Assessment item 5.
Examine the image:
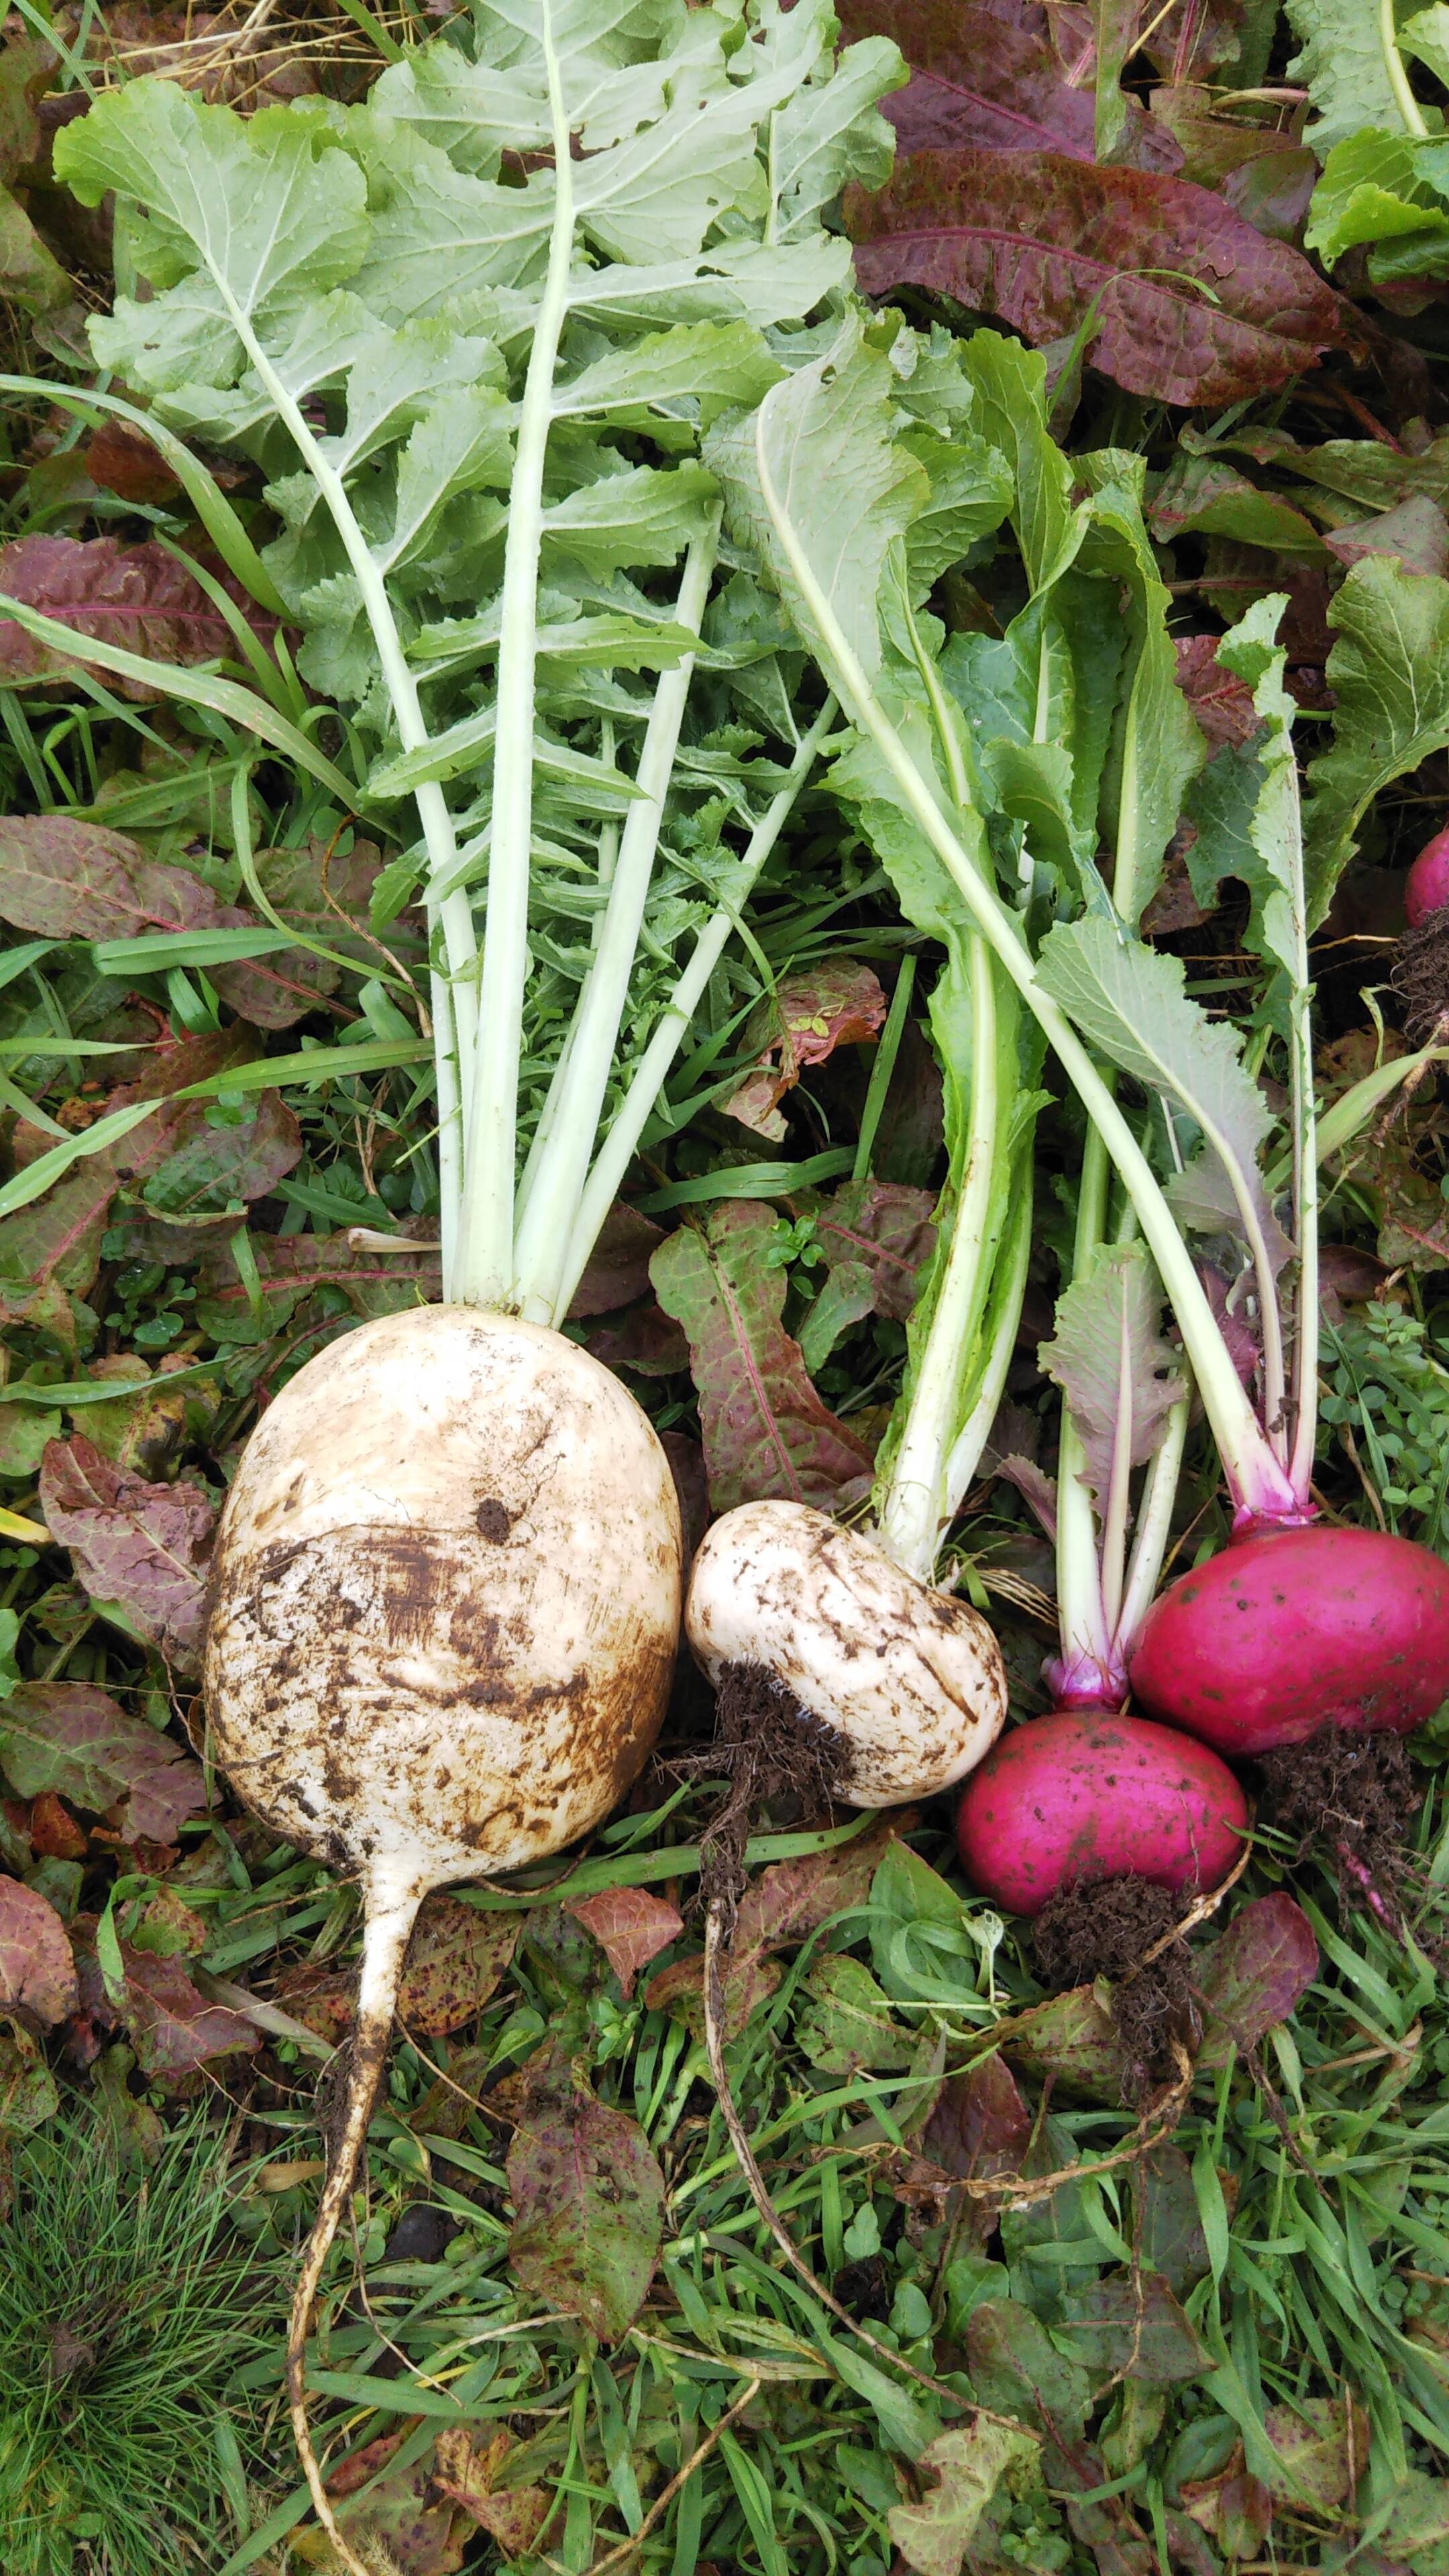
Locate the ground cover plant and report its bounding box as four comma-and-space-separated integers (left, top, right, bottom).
6, 2, 1449, 2573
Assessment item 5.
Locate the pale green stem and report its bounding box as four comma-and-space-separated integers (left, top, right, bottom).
750, 400, 1298, 1519
1114, 1395, 1188, 1663
551, 701, 838, 1324
876, 592, 1007, 1579
455, 3, 574, 1309
941, 1172, 1032, 1513
431, 965, 463, 1295
205, 280, 478, 1138
1098, 1301, 1136, 1635
1383, 0, 1430, 133
1054, 1123, 1113, 1688
875, 932, 1002, 1582
1286, 769, 1321, 1505
511, 518, 720, 1322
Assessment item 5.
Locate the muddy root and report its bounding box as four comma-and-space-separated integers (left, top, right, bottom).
1391, 914, 1449, 1046
1258, 1723, 1417, 1929
1032, 1875, 1197, 2104
670, 1661, 851, 1934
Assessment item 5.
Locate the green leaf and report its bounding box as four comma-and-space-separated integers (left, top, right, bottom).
1210, 595, 1306, 987
955, 333, 1079, 595
1285, 0, 1427, 150
1404, 4, 1449, 85
1036, 916, 1287, 1267
1303, 555, 1449, 926
1305, 127, 1449, 270
58, 84, 370, 391
553, 320, 784, 423
704, 311, 928, 688
1040, 1242, 1186, 1507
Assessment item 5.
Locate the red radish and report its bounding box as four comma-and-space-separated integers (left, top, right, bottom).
957, 1710, 1248, 1917
1405, 824, 1449, 927
1128, 1523, 1449, 1758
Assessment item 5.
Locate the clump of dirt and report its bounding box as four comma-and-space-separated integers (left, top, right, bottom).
669, 1661, 851, 1933
1392, 912, 1449, 1044
1258, 1724, 1417, 1929
831, 2256, 891, 2320
1032, 1874, 1195, 2103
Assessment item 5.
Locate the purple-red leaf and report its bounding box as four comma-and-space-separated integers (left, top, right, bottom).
1174, 634, 1261, 751
839, 0, 1181, 172
845, 150, 1344, 407
1195, 1894, 1318, 2068
723, 960, 887, 1142
38, 1434, 216, 1673
650, 1201, 875, 1513
645, 1820, 899, 2037
279, 1895, 517, 2043
567, 1887, 684, 1998
0, 535, 274, 697
814, 1178, 937, 1324
0, 1682, 207, 1840
0, 1874, 77, 2028
0, 813, 367, 1032
119, 1946, 261, 2077
566, 1202, 667, 1319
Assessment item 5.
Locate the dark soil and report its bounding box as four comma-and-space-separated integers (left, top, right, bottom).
1392, 912, 1449, 1045
1258, 1724, 1417, 1929
669, 1661, 852, 1933
830, 2257, 891, 2321
1032, 1874, 1195, 2103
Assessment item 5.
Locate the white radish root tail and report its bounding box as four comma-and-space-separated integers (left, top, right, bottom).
286, 1888, 420, 2576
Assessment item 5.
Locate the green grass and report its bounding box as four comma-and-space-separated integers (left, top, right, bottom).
0, 2108, 284, 2575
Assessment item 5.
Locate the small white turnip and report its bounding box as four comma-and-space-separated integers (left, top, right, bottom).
684, 1499, 1008, 1803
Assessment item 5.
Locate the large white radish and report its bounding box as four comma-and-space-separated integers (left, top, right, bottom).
685, 1499, 1008, 1801
205, 1303, 680, 2565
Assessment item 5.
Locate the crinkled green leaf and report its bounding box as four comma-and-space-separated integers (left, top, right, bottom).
1040, 1241, 1186, 1508
705, 312, 928, 689
1036, 915, 1288, 1269
1304, 555, 1449, 927
1286, 0, 1423, 150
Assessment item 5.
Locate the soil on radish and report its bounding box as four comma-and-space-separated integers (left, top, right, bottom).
1393, 910, 1449, 1044
1258, 1723, 1418, 1925
1031, 1874, 1196, 2102
670, 1660, 853, 1929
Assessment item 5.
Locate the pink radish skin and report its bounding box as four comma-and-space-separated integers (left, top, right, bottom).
956, 1711, 1248, 1918
1405, 825, 1449, 927
1129, 1525, 1449, 1759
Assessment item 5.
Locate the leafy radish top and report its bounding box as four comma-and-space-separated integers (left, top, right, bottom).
53, 1, 906, 1322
